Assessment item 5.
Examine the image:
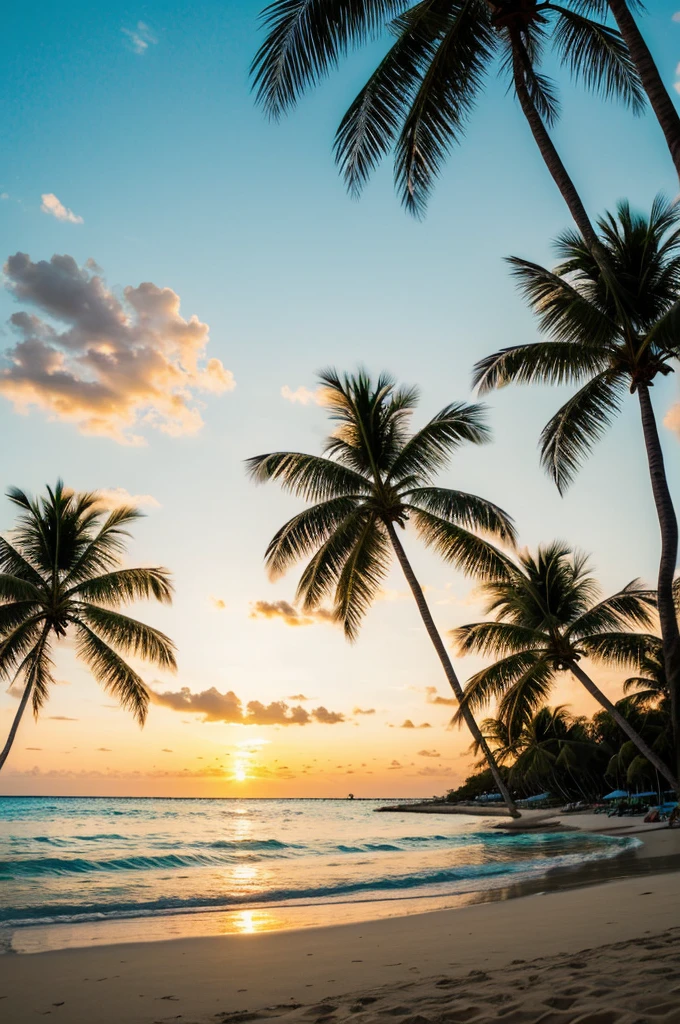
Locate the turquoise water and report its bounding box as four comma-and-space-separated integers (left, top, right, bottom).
0, 797, 638, 932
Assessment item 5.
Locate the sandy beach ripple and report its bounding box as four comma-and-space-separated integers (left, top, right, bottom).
209, 928, 680, 1024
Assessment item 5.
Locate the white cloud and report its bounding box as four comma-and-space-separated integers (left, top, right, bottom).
40, 194, 83, 225
672, 12, 680, 22
122, 22, 157, 55
1, 252, 234, 444
95, 487, 161, 509
281, 385, 325, 405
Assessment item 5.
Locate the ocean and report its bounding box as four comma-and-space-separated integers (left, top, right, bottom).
0, 796, 640, 952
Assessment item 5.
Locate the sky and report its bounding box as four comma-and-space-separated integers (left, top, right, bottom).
1, 1, 680, 798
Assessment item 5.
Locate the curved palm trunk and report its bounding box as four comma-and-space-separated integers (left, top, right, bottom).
607, 0, 680, 180
569, 660, 678, 791
637, 383, 680, 789
510, 45, 598, 250
0, 677, 34, 772
385, 521, 520, 817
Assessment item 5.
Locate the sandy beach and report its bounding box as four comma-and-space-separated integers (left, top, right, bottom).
1, 816, 679, 1024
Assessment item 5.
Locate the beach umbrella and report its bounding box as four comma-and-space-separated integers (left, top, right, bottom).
603, 790, 629, 800
523, 793, 551, 804
633, 791, 658, 798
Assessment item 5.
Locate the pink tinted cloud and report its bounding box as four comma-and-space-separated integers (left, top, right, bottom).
1, 253, 234, 444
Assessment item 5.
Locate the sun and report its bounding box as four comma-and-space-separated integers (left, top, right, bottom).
233, 764, 247, 782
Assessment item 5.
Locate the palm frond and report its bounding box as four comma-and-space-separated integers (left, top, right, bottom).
455, 650, 546, 717
579, 630, 660, 670
296, 509, 370, 609
334, 517, 391, 641
643, 296, 680, 359
25, 631, 55, 715
406, 488, 516, 543
505, 257, 619, 347
409, 507, 513, 580
451, 620, 546, 658
568, 580, 656, 639
246, 451, 370, 501
77, 606, 177, 670
334, 0, 454, 196
0, 601, 44, 635
0, 616, 47, 681
66, 568, 174, 606
472, 341, 612, 394
0, 572, 44, 603
251, 0, 404, 119
63, 505, 144, 585
0, 539, 47, 589
74, 622, 150, 725
498, 658, 556, 743
552, 8, 645, 112
264, 497, 361, 578
394, 0, 495, 217
387, 401, 490, 483
539, 371, 628, 493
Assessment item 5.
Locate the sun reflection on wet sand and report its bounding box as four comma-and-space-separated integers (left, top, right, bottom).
229, 909, 279, 934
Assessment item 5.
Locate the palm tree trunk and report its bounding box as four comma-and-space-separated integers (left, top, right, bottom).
637, 382, 680, 789
385, 520, 520, 817
0, 677, 34, 772
569, 660, 678, 790
607, 0, 680, 180
510, 43, 598, 250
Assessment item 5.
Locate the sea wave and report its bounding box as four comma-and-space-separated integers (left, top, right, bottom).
0, 835, 640, 927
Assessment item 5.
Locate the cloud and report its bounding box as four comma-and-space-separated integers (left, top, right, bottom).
25, 747, 42, 751
313, 706, 345, 724
400, 719, 432, 729
47, 715, 78, 721
280, 385, 324, 406
288, 693, 310, 701
674, 12, 680, 22
665, 404, 680, 436
375, 587, 408, 603
96, 747, 112, 752
424, 685, 457, 708
0, 253, 234, 443
417, 749, 441, 758
353, 707, 376, 715
416, 765, 454, 777
95, 487, 161, 510
40, 194, 83, 225
250, 600, 334, 627
161, 748, 172, 753
122, 22, 157, 55
210, 596, 227, 610
150, 686, 344, 726
388, 759, 403, 769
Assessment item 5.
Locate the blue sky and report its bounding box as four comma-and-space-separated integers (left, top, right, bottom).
0, 1, 679, 796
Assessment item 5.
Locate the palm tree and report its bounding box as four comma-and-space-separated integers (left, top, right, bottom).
508, 706, 602, 799
601, 0, 680, 179
451, 542, 678, 789
621, 639, 668, 712
247, 368, 521, 814
251, 0, 642, 248
474, 706, 606, 800
472, 196, 680, 785
0, 482, 176, 772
